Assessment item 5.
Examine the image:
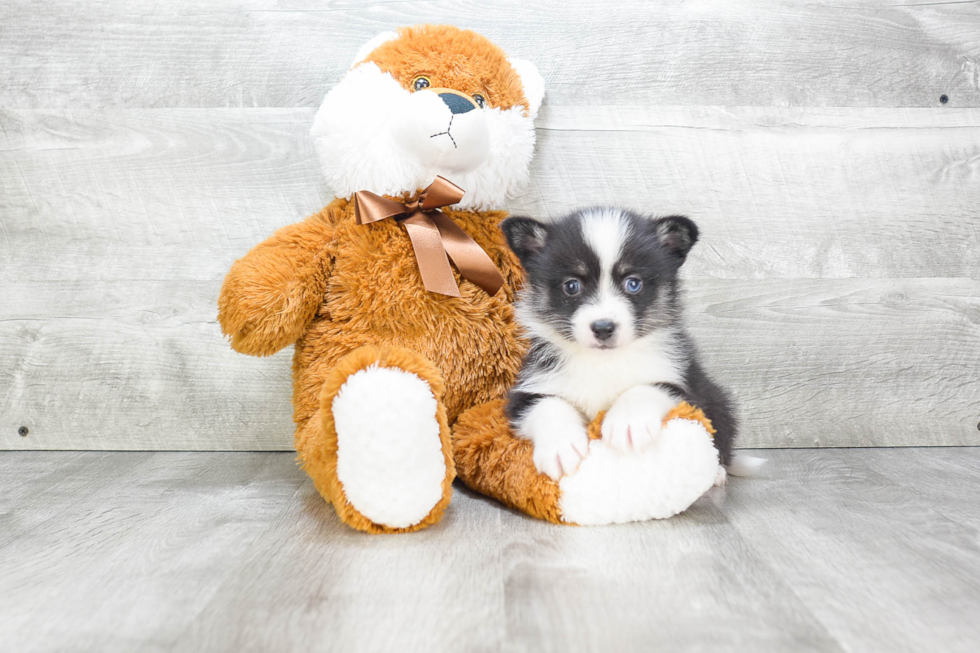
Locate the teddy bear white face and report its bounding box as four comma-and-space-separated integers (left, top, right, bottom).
389, 81, 491, 174
310, 26, 544, 211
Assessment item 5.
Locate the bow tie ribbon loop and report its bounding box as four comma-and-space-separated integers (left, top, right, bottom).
353, 176, 504, 298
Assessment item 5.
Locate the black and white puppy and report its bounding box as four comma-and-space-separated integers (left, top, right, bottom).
501, 207, 737, 483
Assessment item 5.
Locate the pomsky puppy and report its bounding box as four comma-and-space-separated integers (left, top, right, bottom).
501, 207, 738, 484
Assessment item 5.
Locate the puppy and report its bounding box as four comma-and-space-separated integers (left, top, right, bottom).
500, 207, 737, 483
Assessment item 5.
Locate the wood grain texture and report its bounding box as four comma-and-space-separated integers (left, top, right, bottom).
0, 108, 330, 280
0, 452, 308, 652
3, 276, 978, 450
525, 106, 980, 280
173, 479, 507, 653
1, 0, 978, 109
688, 277, 980, 448
862, 447, 980, 530
4, 449, 980, 652
3, 107, 977, 281
496, 486, 842, 652
725, 448, 980, 653
2, 106, 978, 449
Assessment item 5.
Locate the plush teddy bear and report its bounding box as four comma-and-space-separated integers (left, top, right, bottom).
217, 25, 544, 533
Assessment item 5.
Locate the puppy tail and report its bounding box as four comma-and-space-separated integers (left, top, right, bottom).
728, 454, 767, 477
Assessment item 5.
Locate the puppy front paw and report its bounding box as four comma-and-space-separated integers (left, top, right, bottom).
516, 397, 590, 480
531, 427, 590, 480
601, 405, 661, 454
601, 385, 677, 454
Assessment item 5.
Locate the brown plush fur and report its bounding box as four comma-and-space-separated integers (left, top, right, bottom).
363, 25, 530, 114
453, 401, 715, 525
453, 400, 564, 523
218, 196, 527, 533
286, 198, 527, 429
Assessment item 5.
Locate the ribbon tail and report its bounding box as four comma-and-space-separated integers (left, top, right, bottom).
401, 214, 462, 297
429, 211, 505, 296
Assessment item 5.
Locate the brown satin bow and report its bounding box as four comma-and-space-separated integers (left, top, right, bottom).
353, 176, 505, 298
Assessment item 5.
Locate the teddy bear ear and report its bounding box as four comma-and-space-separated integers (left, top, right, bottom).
351, 31, 400, 67
509, 58, 545, 119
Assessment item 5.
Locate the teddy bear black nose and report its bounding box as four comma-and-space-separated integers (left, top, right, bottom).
591, 320, 617, 341
438, 92, 476, 115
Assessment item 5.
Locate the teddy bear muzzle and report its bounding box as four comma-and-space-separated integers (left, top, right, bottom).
391, 86, 490, 173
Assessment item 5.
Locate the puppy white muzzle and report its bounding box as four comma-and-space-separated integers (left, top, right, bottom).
572, 299, 635, 350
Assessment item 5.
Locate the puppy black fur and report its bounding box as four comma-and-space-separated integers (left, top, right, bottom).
501, 207, 737, 467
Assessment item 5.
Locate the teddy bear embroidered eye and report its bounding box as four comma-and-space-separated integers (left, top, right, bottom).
217, 25, 543, 534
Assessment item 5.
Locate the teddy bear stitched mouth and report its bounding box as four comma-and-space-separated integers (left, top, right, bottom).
429, 115, 458, 149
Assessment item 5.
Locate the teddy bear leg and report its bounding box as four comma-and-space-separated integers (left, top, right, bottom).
296, 345, 454, 534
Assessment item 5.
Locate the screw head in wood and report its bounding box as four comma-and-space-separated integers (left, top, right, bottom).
940, 94, 949, 104
18, 426, 29, 437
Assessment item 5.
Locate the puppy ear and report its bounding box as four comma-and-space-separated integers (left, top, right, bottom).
501, 216, 549, 263
652, 215, 699, 264
509, 58, 545, 119
351, 31, 399, 67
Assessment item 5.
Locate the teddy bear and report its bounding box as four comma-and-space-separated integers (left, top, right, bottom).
217, 24, 544, 534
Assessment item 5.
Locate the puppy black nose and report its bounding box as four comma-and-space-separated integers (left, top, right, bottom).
591, 320, 616, 341
438, 92, 476, 114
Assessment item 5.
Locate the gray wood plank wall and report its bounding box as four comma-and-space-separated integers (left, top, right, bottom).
1, 1, 979, 450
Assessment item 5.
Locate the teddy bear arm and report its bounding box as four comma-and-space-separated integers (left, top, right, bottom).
217, 211, 337, 357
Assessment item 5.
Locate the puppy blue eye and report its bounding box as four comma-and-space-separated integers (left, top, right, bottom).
473, 94, 486, 108
413, 76, 431, 91
563, 279, 581, 296
624, 277, 643, 294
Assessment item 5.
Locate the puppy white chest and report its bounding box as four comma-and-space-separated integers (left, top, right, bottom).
528, 336, 684, 419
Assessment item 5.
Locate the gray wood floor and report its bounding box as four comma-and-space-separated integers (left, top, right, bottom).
2, 449, 979, 652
